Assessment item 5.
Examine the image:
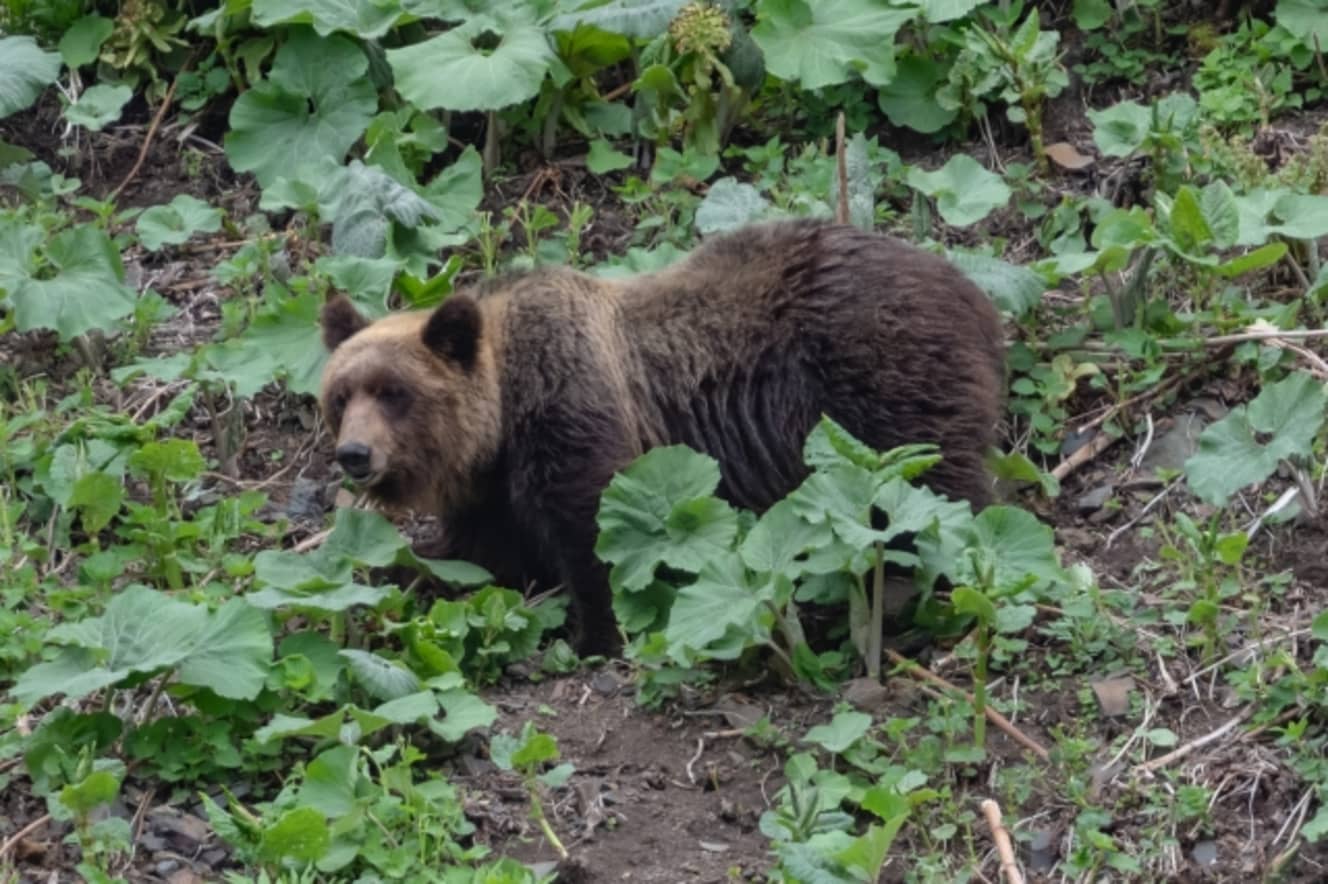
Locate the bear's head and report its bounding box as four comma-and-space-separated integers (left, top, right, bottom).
318, 294, 502, 515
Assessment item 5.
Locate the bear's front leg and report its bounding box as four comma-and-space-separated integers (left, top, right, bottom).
509, 403, 634, 658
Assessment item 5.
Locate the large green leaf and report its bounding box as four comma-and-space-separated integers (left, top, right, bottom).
751, 0, 915, 90
12, 586, 271, 706
0, 222, 136, 341
1087, 100, 1150, 157
1185, 372, 1327, 506
1276, 0, 1328, 49
386, 19, 554, 112
136, 194, 224, 251
695, 177, 776, 235
1234, 189, 1328, 246
906, 155, 1011, 227
877, 54, 957, 134
0, 36, 62, 120
595, 445, 739, 593
225, 28, 377, 188
63, 83, 132, 131
550, 0, 687, 38
945, 250, 1042, 317
252, 0, 403, 39
664, 557, 768, 658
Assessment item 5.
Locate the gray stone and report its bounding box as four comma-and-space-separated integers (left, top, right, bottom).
1075, 484, 1114, 513
1140, 413, 1207, 474
1027, 828, 1058, 871
285, 477, 327, 522
1192, 840, 1218, 866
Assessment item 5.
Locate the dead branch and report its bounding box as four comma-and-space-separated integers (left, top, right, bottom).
885, 650, 1051, 761
835, 111, 849, 226
1135, 712, 1250, 775
1050, 430, 1118, 482
110, 62, 190, 202
981, 799, 1025, 884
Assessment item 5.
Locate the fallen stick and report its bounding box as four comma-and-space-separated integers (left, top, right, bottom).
834, 111, 849, 226
109, 62, 190, 202
981, 799, 1025, 884
1050, 429, 1118, 482
885, 650, 1050, 761
0, 813, 51, 860
1134, 712, 1249, 775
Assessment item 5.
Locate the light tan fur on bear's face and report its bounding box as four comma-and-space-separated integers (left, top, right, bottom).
319, 299, 506, 516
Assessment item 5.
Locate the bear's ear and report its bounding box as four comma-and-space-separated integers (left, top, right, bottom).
422, 295, 482, 370
321, 294, 369, 351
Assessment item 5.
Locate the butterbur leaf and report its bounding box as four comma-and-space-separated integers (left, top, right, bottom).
877, 53, 956, 134
12, 586, 271, 706
68, 472, 124, 533
339, 649, 421, 700
136, 195, 223, 251
595, 446, 738, 592
0, 36, 62, 119
1087, 100, 1150, 157
0, 223, 136, 341
1184, 371, 1327, 506
431, 688, 498, 741
664, 557, 768, 657
551, 0, 687, 38
906, 155, 1011, 227
695, 177, 775, 235
751, 0, 915, 90
387, 19, 554, 112
59, 16, 115, 67
945, 250, 1043, 317
586, 138, 633, 174
225, 28, 377, 188
63, 84, 132, 131
259, 807, 329, 864
1199, 180, 1239, 250
251, 0, 403, 39
322, 507, 408, 568
958, 505, 1062, 594
802, 709, 872, 754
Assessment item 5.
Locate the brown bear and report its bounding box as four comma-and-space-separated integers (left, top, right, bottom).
318, 219, 1005, 656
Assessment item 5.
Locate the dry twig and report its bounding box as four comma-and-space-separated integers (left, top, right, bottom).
885, 650, 1050, 761
981, 799, 1025, 884
835, 111, 849, 226
109, 63, 191, 202
1135, 712, 1249, 775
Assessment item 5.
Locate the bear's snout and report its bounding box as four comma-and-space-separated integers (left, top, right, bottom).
335, 442, 374, 480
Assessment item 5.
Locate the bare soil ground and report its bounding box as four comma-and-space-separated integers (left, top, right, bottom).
5, 63, 1328, 883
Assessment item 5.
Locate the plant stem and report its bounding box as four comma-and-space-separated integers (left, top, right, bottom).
973, 624, 989, 750
868, 542, 885, 680
528, 787, 568, 860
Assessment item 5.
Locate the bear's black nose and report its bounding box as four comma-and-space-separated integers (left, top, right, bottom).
336, 442, 373, 480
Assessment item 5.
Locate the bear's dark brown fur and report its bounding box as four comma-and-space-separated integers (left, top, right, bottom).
319, 219, 1005, 655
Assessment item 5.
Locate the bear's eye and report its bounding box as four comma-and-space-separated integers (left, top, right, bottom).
378, 383, 410, 409
329, 391, 348, 419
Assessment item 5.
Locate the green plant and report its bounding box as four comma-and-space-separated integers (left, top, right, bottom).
490, 722, 575, 861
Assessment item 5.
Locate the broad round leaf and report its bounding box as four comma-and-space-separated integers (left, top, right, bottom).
752, 0, 915, 90
225, 28, 377, 187
0, 36, 62, 119
906, 155, 1011, 227
386, 20, 554, 112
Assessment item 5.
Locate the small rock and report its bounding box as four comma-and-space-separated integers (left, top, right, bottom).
1090, 676, 1134, 717
139, 833, 166, 852
167, 870, 207, 884
842, 677, 892, 713
1140, 413, 1207, 474
590, 671, 620, 696
285, 477, 327, 522
155, 859, 180, 876
200, 848, 227, 866
1192, 840, 1218, 866
1075, 484, 1114, 513
699, 840, 730, 852
1061, 426, 1097, 458
1027, 828, 1059, 871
